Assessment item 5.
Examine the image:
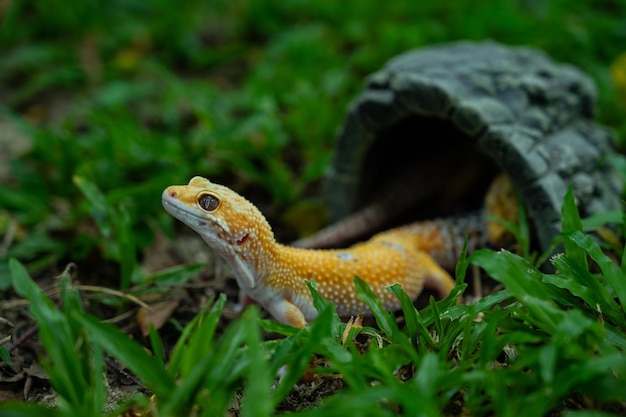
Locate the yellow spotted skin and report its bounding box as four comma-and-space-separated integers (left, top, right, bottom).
162, 177, 455, 328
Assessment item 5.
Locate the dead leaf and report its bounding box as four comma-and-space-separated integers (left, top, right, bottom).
23, 362, 48, 380
136, 299, 181, 337
142, 229, 179, 274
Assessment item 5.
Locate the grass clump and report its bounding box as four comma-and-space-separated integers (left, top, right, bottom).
2, 189, 625, 416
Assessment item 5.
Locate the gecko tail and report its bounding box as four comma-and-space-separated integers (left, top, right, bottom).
389, 210, 490, 272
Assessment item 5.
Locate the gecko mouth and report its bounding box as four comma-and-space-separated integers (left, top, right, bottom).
162, 192, 250, 248
162, 197, 190, 217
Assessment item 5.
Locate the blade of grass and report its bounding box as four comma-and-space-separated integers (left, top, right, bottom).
73, 175, 137, 288
74, 313, 175, 398
199, 311, 266, 413
353, 276, 399, 339
160, 311, 249, 417
569, 352, 626, 400
259, 318, 301, 337
306, 279, 342, 338
0, 345, 10, 362
388, 283, 437, 350
73, 175, 110, 236
271, 307, 335, 403
161, 347, 225, 416
469, 250, 565, 333
240, 308, 272, 417
142, 263, 206, 287
88, 342, 106, 416
547, 253, 624, 325
428, 295, 443, 344
470, 250, 555, 301
604, 324, 626, 350
475, 309, 506, 365
562, 230, 626, 312
560, 186, 588, 269
0, 402, 61, 417
110, 204, 135, 289
290, 385, 398, 417
10, 259, 92, 410
167, 294, 226, 377
147, 324, 165, 368
409, 352, 444, 414
454, 236, 471, 284
580, 210, 623, 230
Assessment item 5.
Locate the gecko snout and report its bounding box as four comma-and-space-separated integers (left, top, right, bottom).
163, 187, 179, 198
163, 186, 199, 207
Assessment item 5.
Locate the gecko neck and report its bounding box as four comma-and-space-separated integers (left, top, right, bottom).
220, 231, 315, 294
210, 215, 285, 292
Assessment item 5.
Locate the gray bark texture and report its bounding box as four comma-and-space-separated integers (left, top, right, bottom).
323, 40, 623, 250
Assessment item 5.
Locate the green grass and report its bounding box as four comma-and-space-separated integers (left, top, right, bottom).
2, 189, 625, 416
1, 0, 625, 288
1, 1, 625, 416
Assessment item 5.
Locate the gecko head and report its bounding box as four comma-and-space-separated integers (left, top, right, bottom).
162, 176, 274, 255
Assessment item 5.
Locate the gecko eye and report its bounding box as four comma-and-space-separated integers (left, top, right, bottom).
198, 194, 219, 211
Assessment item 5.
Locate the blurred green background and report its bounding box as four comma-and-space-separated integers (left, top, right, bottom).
1, 0, 625, 289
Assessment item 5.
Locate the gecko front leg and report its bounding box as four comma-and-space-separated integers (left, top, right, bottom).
265, 298, 308, 329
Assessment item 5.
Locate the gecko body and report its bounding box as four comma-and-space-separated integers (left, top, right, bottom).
163, 176, 463, 328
